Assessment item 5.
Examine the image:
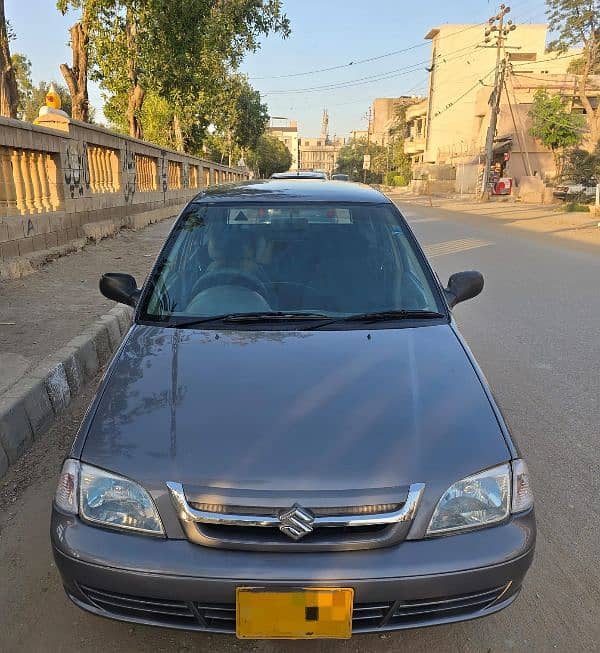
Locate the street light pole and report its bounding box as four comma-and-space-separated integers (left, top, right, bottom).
480, 4, 516, 200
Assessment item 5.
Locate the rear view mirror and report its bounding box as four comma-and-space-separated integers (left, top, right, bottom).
445, 271, 484, 308
99, 273, 140, 307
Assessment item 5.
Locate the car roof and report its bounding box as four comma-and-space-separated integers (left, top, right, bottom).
192, 179, 390, 204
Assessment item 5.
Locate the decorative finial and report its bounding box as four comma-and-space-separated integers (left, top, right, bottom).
45, 83, 62, 110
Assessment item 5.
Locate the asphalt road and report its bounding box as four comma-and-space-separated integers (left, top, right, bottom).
1, 201, 598, 652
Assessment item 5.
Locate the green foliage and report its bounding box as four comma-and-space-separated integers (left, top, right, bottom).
234, 79, 269, 152
567, 53, 600, 74
58, 0, 288, 149
335, 139, 388, 183
560, 147, 600, 182
11, 52, 33, 119
564, 200, 593, 211
384, 171, 409, 186
246, 133, 292, 178
528, 90, 585, 154
546, 0, 600, 148
105, 90, 175, 147
546, 0, 600, 52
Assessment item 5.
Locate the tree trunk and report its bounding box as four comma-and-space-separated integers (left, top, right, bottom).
173, 114, 184, 152
0, 1, 18, 118
126, 84, 144, 140
60, 20, 89, 122
125, 7, 144, 139
577, 38, 600, 152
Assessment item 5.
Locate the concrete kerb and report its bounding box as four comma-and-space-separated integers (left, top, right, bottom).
0, 304, 133, 481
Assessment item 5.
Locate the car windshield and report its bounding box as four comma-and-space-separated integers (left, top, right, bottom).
140, 202, 444, 325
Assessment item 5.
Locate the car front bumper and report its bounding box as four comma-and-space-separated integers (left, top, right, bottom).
51, 508, 535, 635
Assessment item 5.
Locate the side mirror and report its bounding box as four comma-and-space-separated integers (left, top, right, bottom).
444, 271, 484, 308
99, 273, 140, 307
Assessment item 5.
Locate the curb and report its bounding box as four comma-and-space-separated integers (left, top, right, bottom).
0, 304, 133, 480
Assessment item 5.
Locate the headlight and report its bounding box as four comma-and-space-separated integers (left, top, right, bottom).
427, 463, 511, 536
54, 459, 164, 536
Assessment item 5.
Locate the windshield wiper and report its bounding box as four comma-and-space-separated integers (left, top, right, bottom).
304, 309, 445, 330
161, 311, 333, 328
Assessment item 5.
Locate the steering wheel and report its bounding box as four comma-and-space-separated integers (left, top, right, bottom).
189, 268, 273, 305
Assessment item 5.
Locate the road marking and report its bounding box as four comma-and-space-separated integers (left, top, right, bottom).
407, 217, 440, 224
424, 238, 492, 258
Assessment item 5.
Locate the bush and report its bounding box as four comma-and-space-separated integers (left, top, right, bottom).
393, 174, 409, 187
564, 201, 592, 212
384, 171, 409, 186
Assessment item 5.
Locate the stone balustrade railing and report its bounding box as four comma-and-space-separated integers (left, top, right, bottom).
0, 116, 249, 266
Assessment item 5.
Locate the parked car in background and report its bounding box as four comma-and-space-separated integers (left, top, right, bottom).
553, 179, 597, 200
271, 170, 327, 180
51, 180, 535, 640
331, 173, 349, 181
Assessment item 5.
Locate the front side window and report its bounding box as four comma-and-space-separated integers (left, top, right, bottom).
140, 202, 444, 325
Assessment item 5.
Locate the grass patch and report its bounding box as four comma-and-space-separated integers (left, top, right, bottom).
563, 201, 592, 212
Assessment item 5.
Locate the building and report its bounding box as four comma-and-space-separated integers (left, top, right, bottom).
266, 118, 299, 170
349, 130, 368, 142
298, 110, 345, 176
404, 23, 595, 189
298, 137, 344, 175
471, 71, 600, 187
368, 97, 424, 145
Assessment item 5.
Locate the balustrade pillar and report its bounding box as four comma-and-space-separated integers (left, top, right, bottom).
36, 152, 52, 211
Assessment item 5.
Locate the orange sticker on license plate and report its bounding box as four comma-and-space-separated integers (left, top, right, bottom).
236, 587, 354, 639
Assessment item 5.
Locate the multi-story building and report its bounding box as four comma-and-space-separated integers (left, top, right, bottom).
403, 23, 590, 185
266, 118, 299, 170
298, 137, 345, 176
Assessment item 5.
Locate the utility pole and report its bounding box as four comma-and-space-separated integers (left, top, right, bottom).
363, 106, 372, 184
480, 4, 517, 200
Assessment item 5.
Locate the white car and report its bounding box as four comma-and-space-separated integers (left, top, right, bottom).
553, 179, 597, 200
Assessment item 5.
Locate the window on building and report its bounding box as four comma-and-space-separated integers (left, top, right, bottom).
509, 52, 537, 61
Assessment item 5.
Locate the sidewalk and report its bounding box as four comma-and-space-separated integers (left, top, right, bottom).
387, 189, 600, 247
0, 218, 175, 477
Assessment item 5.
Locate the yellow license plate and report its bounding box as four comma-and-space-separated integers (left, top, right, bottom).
236, 587, 354, 639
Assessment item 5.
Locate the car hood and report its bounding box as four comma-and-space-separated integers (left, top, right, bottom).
82, 324, 509, 502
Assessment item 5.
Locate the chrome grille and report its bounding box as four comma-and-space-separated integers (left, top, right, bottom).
189, 502, 401, 516
167, 481, 425, 551
78, 584, 513, 633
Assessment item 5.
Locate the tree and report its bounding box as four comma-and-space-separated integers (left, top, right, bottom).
104, 88, 175, 148
247, 133, 291, 178
59, 1, 289, 140
560, 146, 600, 181
387, 99, 417, 184
0, 0, 18, 118
546, 0, 600, 148
11, 52, 33, 119
528, 90, 586, 176
57, 1, 91, 122
335, 138, 388, 183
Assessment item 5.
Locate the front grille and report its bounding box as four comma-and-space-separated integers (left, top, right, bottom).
167, 481, 425, 552
78, 584, 512, 633
189, 503, 401, 516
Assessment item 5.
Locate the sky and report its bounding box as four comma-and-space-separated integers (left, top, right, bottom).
7, 0, 549, 137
